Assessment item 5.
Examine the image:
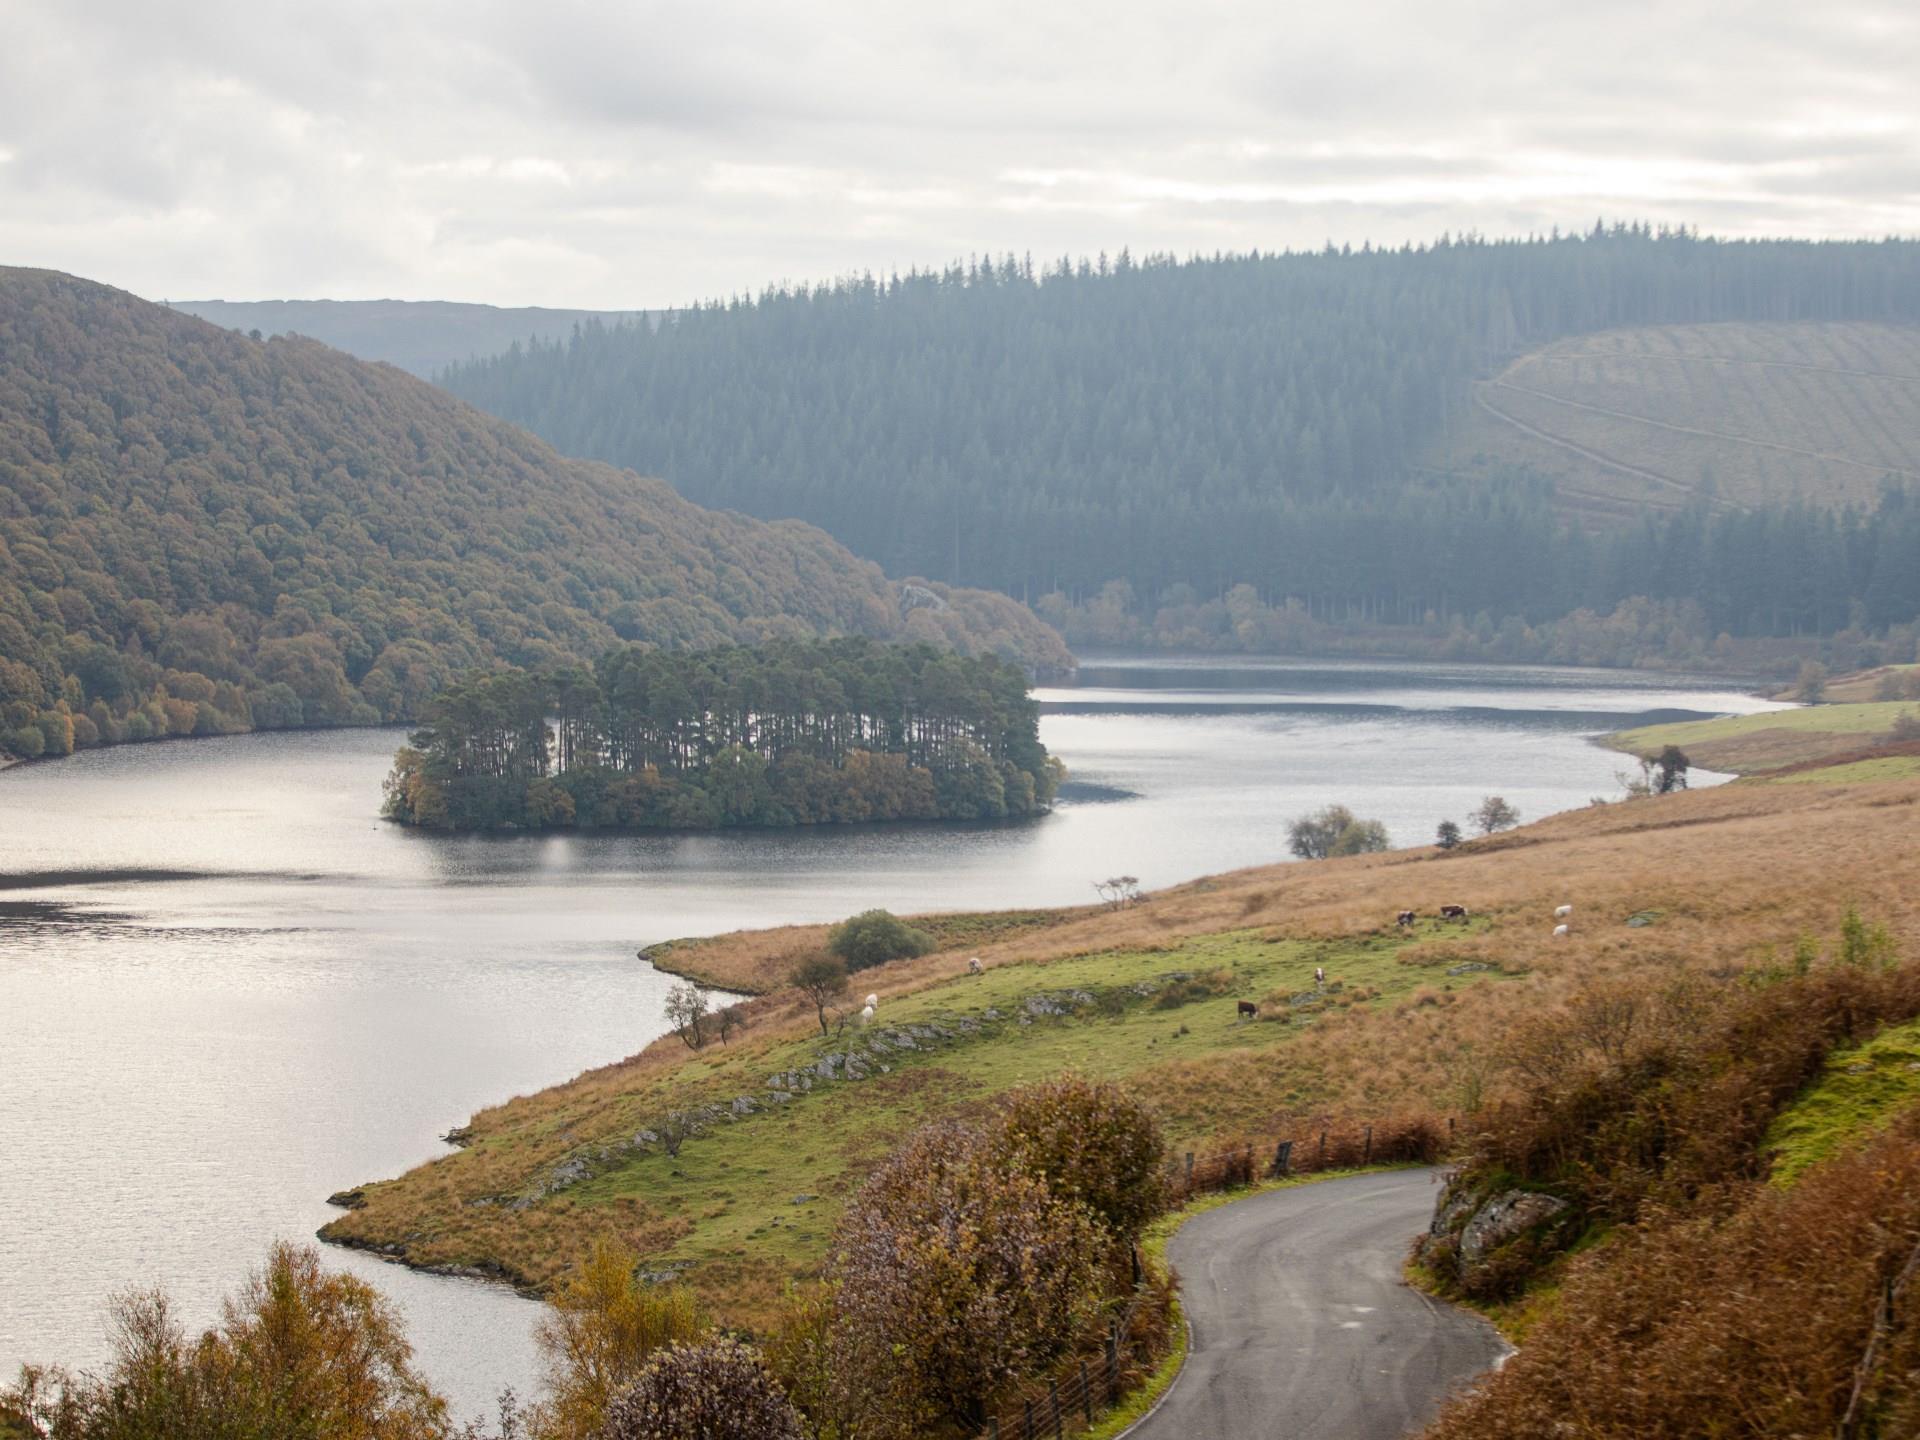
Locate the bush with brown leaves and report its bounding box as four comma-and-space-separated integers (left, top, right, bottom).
600, 1339, 804, 1440
823, 1122, 1107, 1437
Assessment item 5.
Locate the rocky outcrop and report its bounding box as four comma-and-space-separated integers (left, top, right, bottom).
1459, 1190, 1569, 1270
1418, 1171, 1575, 1296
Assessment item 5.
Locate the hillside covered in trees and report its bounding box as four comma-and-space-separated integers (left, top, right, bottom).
383, 638, 1060, 830
442, 228, 1920, 654
172, 297, 651, 380
0, 269, 1067, 762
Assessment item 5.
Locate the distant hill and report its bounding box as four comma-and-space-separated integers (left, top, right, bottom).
1442, 321, 1920, 522
438, 229, 1920, 643
168, 297, 652, 378
0, 268, 1067, 760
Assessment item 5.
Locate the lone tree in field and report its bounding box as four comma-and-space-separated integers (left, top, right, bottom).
601, 1338, 807, 1440
1471, 796, 1521, 836
827, 909, 935, 972
791, 955, 850, 1036
1436, 819, 1463, 850
1289, 804, 1392, 860
663, 980, 711, 1049
1094, 875, 1142, 908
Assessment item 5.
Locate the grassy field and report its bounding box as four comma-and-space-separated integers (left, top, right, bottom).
323, 774, 1920, 1328
1610, 701, 1917, 773
1764, 1017, 1920, 1187
1436, 321, 1920, 523
1772, 663, 1920, 704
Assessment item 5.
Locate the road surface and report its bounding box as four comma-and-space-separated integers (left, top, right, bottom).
1129, 1168, 1509, 1440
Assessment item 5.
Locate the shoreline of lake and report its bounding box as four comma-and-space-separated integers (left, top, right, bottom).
0, 655, 1791, 1420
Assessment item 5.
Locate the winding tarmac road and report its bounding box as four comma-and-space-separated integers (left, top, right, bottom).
1130, 1168, 1509, 1440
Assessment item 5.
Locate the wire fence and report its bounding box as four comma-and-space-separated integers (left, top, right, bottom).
975, 1291, 1156, 1440
973, 1113, 1454, 1440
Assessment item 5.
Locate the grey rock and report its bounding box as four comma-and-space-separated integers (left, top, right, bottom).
1459, 1190, 1569, 1270
1446, 962, 1494, 976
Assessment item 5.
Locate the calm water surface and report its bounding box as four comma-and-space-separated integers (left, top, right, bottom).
0, 655, 1783, 1418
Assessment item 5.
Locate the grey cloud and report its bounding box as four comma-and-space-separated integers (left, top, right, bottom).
0, 0, 1914, 306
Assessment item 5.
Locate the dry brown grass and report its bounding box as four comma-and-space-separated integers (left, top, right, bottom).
323, 777, 1920, 1318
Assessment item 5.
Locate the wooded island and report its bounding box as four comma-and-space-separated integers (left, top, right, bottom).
383, 638, 1062, 830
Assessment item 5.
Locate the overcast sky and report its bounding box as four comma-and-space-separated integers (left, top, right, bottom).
2, 0, 1917, 309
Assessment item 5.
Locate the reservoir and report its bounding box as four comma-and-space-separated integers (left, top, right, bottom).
0, 654, 1782, 1419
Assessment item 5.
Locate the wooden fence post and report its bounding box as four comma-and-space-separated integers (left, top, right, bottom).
1081, 1359, 1093, 1424
988, 1421, 999, 1440
1363, 1124, 1373, 1166
1274, 1138, 1292, 1176
1107, 1324, 1120, 1388
1024, 1399, 1034, 1439
1184, 1151, 1194, 1188
1318, 1129, 1327, 1166
1050, 1379, 1062, 1438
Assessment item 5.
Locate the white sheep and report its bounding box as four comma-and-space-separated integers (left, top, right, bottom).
1554, 904, 1573, 919
859, 1004, 875, 1025
967, 956, 983, 974
864, 992, 879, 1010
1552, 923, 1570, 939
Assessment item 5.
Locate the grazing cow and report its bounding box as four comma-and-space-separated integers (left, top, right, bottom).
1552, 924, 1569, 939
1554, 904, 1573, 919
1440, 904, 1469, 921
1396, 910, 1416, 928
1237, 1000, 1258, 1019
967, 956, 983, 974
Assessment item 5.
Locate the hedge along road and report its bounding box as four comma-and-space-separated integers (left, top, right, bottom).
1130, 1168, 1510, 1440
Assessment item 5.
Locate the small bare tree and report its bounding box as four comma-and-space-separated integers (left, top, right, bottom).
1471, 795, 1521, 836
791, 955, 850, 1036
663, 980, 710, 1050
713, 1002, 748, 1046
1094, 875, 1142, 909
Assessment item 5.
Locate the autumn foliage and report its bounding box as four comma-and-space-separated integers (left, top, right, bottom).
599, 1339, 805, 1440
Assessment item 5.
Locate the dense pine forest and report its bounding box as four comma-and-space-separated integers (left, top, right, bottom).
443, 227, 1920, 654
0, 269, 1067, 763
383, 639, 1059, 830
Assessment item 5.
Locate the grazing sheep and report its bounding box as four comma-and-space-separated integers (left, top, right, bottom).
1314, 966, 1326, 986
859, 1004, 875, 1025
864, 993, 879, 1010
1554, 904, 1573, 919
1552, 923, 1569, 939
1396, 910, 1416, 927
967, 956, 983, 974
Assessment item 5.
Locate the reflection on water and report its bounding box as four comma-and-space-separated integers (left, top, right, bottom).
0, 654, 1779, 1419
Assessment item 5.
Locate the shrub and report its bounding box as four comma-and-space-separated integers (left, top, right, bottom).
825, 1122, 1106, 1436
1435, 819, 1463, 849
1437, 937, 1920, 1297
1287, 804, 1390, 859
1890, 708, 1920, 742
989, 1075, 1168, 1239
534, 1238, 704, 1440
1425, 1113, 1920, 1439
0, 1242, 447, 1438
5, 726, 43, 758
601, 1338, 805, 1440
826, 909, 935, 971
